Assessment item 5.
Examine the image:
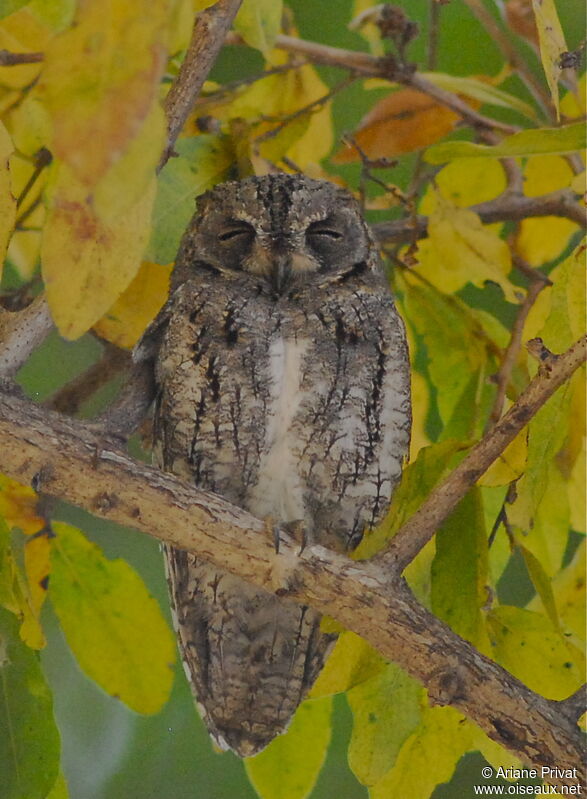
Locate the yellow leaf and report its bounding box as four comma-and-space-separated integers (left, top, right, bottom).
0, 475, 44, 537
6, 93, 52, 157
350, 0, 385, 56
516, 155, 578, 266
539, 245, 585, 351
0, 8, 48, 89
487, 605, 584, 698
92, 101, 167, 219
244, 697, 332, 799
420, 157, 506, 213
531, 0, 568, 118
0, 120, 16, 277
536, 540, 585, 644
310, 631, 386, 698
37, 0, 168, 188
371, 706, 473, 799
568, 433, 585, 533
234, 0, 282, 54
421, 71, 538, 121
49, 521, 175, 714
408, 369, 431, 460
507, 383, 571, 533
0, 515, 46, 649
24, 530, 51, 623
480, 428, 528, 486
207, 61, 333, 169
516, 460, 569, 576
93, 261, 172, 349
347, 664, 422, 786
420, 192, 517, 302
560, 72, 586, 117
41, 164, 157, 340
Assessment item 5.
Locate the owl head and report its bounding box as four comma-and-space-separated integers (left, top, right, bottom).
172, 174, 379, 294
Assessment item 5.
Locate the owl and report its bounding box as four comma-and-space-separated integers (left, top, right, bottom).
135, 174, 411, 757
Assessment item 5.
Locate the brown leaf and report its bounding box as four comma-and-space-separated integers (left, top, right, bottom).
333, 88, 467, 163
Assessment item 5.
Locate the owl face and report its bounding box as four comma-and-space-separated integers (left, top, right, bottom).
178, 174, 375, 294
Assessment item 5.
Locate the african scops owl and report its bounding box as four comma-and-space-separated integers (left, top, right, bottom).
135, 174, 411, 757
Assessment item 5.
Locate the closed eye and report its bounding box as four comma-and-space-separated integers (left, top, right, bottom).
217, 223, 255, 242
306, 223, 343, 240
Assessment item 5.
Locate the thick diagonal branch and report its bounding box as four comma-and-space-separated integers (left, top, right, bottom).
0, 338, 585, 784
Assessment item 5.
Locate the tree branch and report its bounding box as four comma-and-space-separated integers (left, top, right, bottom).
0, 296, 54, 379
44, 344, 130, 415
161, 0, 243, 168
0, 49, 43, 66
487, 264, 551, 427
372, 187, 587, 244
379, 335, 586, 574
0, 339, 585, 783
255, 33, 517, 133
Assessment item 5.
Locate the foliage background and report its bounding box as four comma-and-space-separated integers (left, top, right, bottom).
0, 0, 585, 797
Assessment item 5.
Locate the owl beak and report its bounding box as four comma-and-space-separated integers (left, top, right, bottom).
272, 254, 292, 293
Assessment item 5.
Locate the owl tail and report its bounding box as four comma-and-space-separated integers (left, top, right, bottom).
164, 545, 335, 757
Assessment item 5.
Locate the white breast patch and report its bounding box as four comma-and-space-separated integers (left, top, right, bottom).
248, 336, 308, 523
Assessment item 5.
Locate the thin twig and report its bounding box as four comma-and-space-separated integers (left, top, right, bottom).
254, 76, 355, 145
463, 0, 553, 117
0, 296, 54, 379
0, 49, 43, 66
16, 147, 52, 209
227, 32, 517, 134
372, 186, 587, 244
487, 263, 551, 426
160, 0, 243, 169
378, 335, 587, 574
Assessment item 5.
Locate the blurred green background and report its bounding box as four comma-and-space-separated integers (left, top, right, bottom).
10, 0, 583, 796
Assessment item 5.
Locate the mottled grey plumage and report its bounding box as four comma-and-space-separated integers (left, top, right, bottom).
135, 174, 411, 757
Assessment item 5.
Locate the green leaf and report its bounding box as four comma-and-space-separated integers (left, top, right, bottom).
146, 135, 232, 264
244, 696, 332, 799
347, 664, 422, 786
424, 122, 586, 163
370, 706, 473, 799
401, 278, 500, 439
421, 72, 537, 121
508, 385, 571, 533
28, 0, 76, 31
234, 0, 282, 53
517, 544, 559, 629
49, 521, 175, 714
0, 0, 28, 19
487, 605, 584, 698
539, 246, 586, 353
0, 606, 60, 799
354, 439, 467, 560
431, 488, 489, 649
